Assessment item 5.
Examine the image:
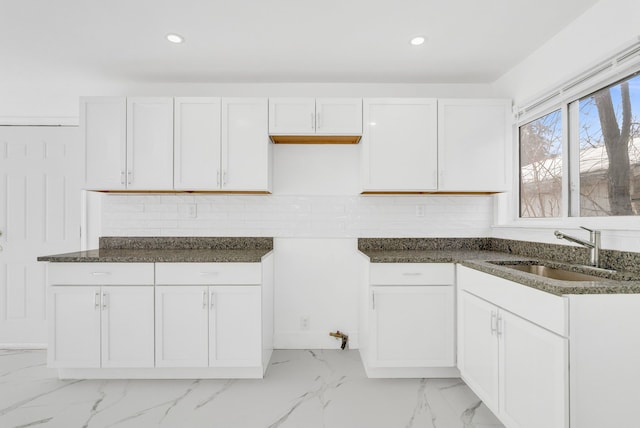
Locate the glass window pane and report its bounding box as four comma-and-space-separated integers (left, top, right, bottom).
519, 110, 563, 218
578, 73, 640, 216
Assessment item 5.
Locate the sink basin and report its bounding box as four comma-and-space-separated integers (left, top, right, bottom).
496, 264, 603, 281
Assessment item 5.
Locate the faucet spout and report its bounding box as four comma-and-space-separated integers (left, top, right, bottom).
554, 228, 601, 267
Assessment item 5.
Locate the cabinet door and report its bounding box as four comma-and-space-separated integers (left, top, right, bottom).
268, 98, 316, 134
361, 99, 438, 191
370, 286, 454, 367
438, 99, 509, 191
499, 310, 568, 428
48, 286, 101, 368
209, 286, 262, 367
174, 97, 222, 190
101, 286, 154, 368
458, 291, 499, 410
81, 97, 127, 190
315, 98, 362, 134
126, 97, 174, 190
222, 98, 271, 191
155, 285, 209, 367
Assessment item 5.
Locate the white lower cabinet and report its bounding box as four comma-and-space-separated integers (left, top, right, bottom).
48, 284, 154, 368
360, 262, 457, 378
155, 285, 261, 368
370, 286, 454, 367
458, 265, 569, 428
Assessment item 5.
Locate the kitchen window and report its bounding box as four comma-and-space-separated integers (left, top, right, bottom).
518, 70, 640, 219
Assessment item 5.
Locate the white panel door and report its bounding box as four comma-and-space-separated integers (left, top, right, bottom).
362, 99, 438, 191
458, 291, 499, 411
0, 126, 82, 345
209, 286, 262, 367
370, 286, 454, 367
155, 285, 209, 367
438, 99, 509, 191
126, 97, 174, 190
48, 285, 101, 368
222, 98, 271, 191
499, 310, 568, 428
101, 286, 155, 368
315, 98, 362, 134
81, 97, 127, 190
268, 98, 316, 134
174, 97, 222, 190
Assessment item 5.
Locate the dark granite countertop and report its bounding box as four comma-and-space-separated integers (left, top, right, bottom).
38, 237, 273, 263
359, 238, 640, 295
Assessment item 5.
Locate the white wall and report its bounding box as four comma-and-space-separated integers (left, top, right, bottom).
492, 0, 640, 105
99, 143, 494, 348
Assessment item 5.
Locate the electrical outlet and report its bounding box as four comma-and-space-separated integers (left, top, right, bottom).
300, 316, 310, 330
416, 205, 425, 217
186, 204, 197, 219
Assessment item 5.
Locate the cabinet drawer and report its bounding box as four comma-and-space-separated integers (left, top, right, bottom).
47, 263, 154, 285
457, 265, 568, 336
370, 263, 454, 285
155, 263, 262, 285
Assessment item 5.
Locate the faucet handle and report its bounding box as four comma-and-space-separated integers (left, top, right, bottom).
580, 226, 595, 233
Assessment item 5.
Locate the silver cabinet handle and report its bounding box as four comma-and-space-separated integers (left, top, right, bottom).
120, 171, 125, 185
210, 291, 215, 310
102, 292, 108, 310
490, 311, 497, 335
91, 272, 111, 276
372, 292, 376, 310
317, 111, 321, 130
216, 169, 220, 187
310, 112, 315, 130
402, 272, 422, 276
497, 314, 503, 336
223, 170, 227, 185
127, 171, 132, 185
202, 291, 207, 309
94, 291, 100, 310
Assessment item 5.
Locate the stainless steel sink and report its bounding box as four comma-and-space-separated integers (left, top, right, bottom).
498, 264, 603, 281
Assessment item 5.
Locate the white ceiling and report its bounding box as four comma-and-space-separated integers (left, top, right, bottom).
2, 0, 600, 84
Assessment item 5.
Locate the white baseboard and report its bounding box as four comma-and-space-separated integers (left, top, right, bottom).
274, 331, 359, 350
0, 343, 47, 350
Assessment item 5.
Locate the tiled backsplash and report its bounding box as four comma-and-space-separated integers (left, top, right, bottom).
101, 194, 494, 238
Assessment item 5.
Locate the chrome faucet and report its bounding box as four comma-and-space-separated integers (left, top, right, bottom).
554, 226, 601, 267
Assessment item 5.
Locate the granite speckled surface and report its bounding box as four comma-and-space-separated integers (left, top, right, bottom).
37, 237, 273, 263
359, 238, 640, 295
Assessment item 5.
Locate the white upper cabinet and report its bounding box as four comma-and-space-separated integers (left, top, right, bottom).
174, 97, 222, 190
222, 98, 271, 192
126, 97, 174, 190
361, 98, 438, 192
81, 97, 127, 190
269, 98, 362, 135
437, 99, 510, 192
83, 96, 174, 190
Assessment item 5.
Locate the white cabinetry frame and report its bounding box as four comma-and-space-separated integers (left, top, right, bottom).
361, 98, 438, 192
268, 98, 362, 135
360, 261, 458, 378
47, 263, 155, 369
45, 255, 274, 379
457, 265, 568, 428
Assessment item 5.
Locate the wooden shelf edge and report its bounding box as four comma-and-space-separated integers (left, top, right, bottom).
270, 135, 361, 144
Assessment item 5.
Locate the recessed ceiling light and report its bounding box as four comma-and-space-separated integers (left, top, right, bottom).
410, 36, 426, 46
166, 33, 184, 44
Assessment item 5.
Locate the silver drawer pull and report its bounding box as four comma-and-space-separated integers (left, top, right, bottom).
199, 272, 219, 275
91, 272, 111, 276
402, 272, 423, 276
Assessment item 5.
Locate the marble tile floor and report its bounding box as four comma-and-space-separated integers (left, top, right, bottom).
0, 349, 504, 428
